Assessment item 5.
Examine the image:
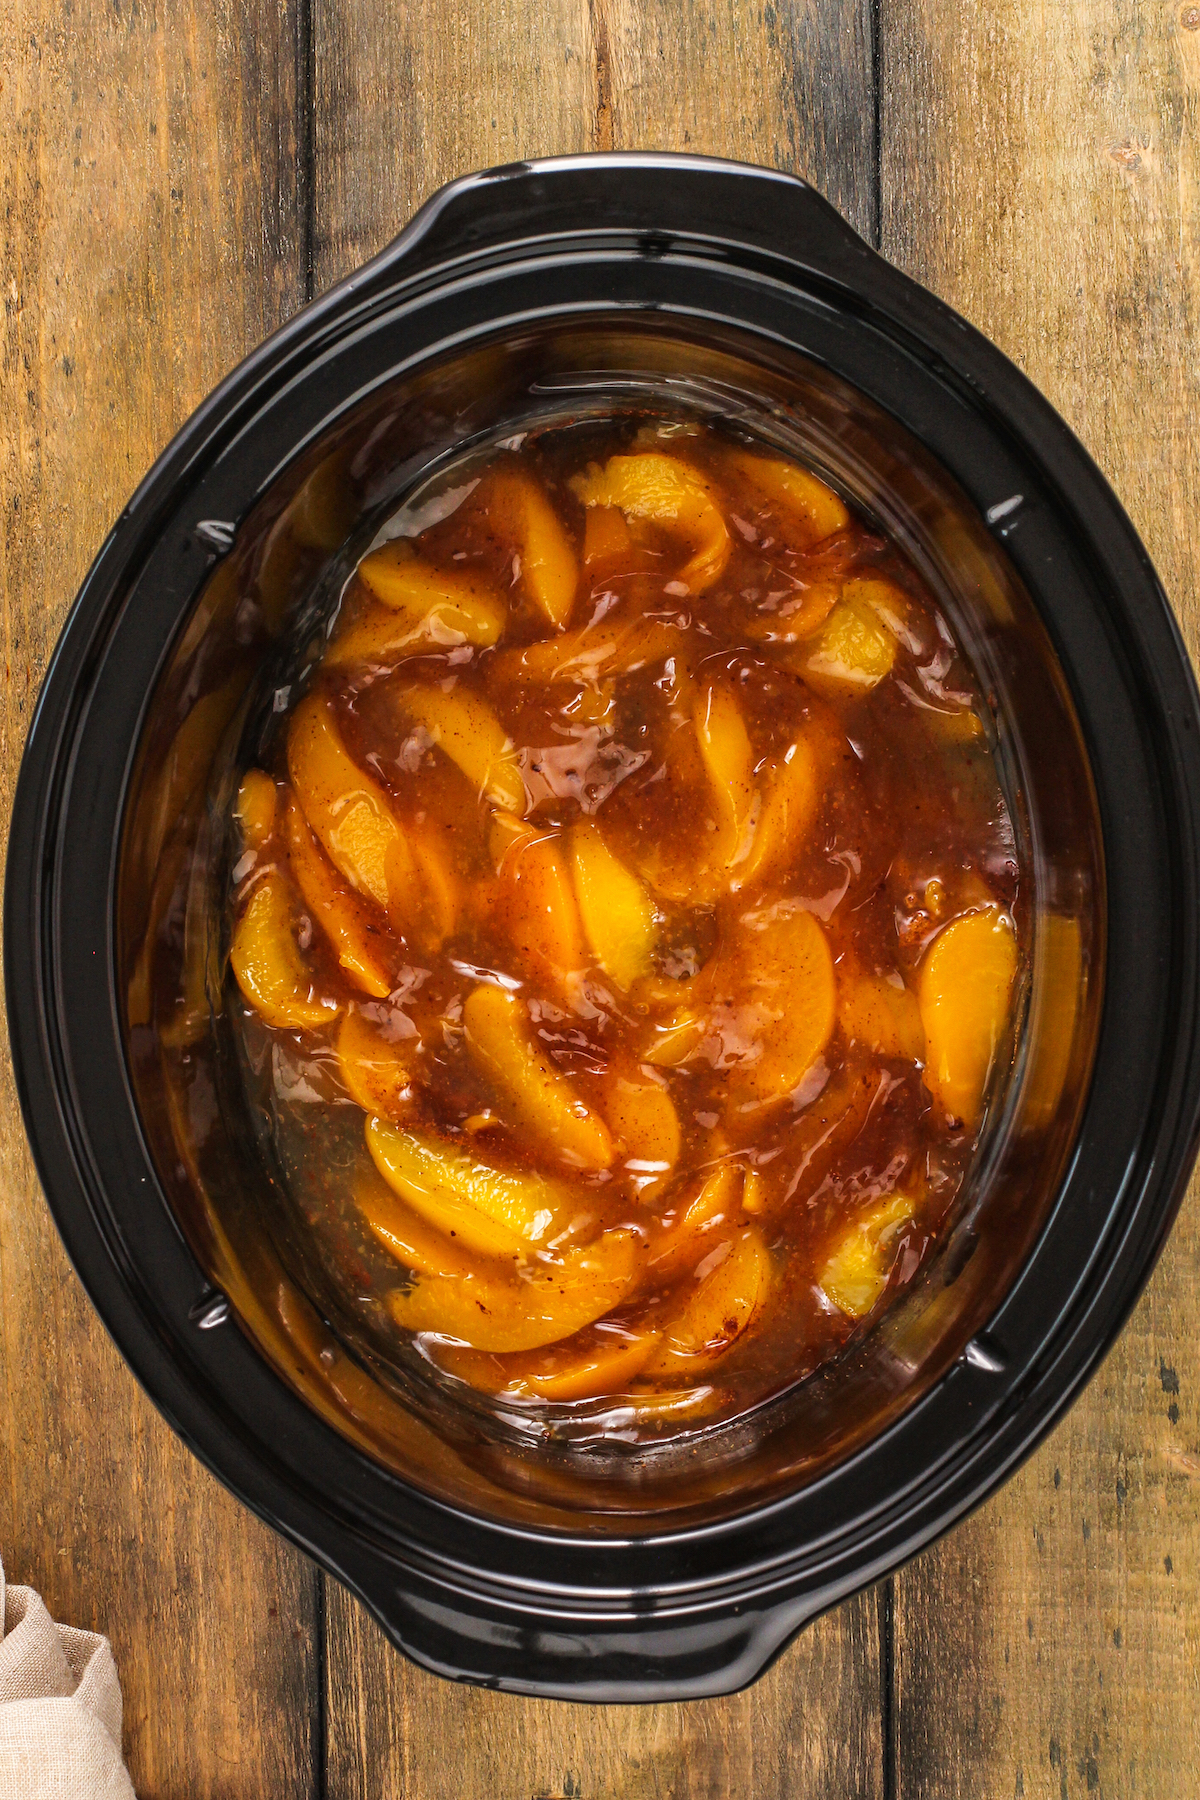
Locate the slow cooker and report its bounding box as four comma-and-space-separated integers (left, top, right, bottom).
8, 154, 1200, 1700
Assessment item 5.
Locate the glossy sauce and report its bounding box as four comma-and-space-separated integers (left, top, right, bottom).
228, 418, 1022, 1428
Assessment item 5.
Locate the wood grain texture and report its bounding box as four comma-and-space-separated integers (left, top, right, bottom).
880, 3, 1200, 1795
325, 1586, 884, 1800
312, 0, 596, 287
0, 1, 318, 1794
597, 0, 877, 238
311, 0, 878, 283
313, 4, 883, 1795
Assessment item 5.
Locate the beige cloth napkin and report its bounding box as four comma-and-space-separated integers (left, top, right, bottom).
0, 1558, 135, 1798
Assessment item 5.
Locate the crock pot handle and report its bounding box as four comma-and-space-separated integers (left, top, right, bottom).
329, 1538, 825, 1702
357, 152, 881, 298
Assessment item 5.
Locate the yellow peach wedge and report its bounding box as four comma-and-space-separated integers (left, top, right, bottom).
494, 615, 686, 687
462, 984, 614, 1172
723, 905, 837, 1103
356, 538, 504, 626
745, 578, 843, 647
724, 448, 850, 548
326, 588, 504, 668
802, 591, 897, 697
919, 906, 1019, 1127
395, 682, 526, 814
839, 969, 926, 1063
287, 692, 410, 914
1022, 914, 1083, 1132
486, 466, 578, 628
598, 1062, 682, 1188
645, 1225, 770, 1372
641, 1009, 708, 1068
581, 503, 633, 570
733, 729, 826, 890
404, 816, 461, 951
354, 1167, 511, 1281
283, 795, 394, 998
928, 706, 987, 746
387, 1227, 640, 1353
491, 825, 587, 994
819, 1193, 913, 1319
234, 768, 278, 852
440, 1323, 661, 1401
647, 1162, 742, 1281
842, 575, 916, 646
570, 821, 657, 990
569, 453, 731, 592
139, 671, 248, 880
230, 872, 340, 1031
693, 681, 758, 867
336, 1009, 418, 1121
365, 1116, 592, 1254
741, 1168, 769, 1215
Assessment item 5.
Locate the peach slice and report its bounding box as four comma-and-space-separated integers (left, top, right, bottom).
741, 1167, 769, 1215
387, 1227, 640, 1353
1022, 914, 1083, 1132
365, 1116, 592, 1253
404, 815, 461, 951
394, 682, 526, 814
484, 466, 578, 628
582, 503, 633, 570
354, 1166, 513, 1281
645, 1224, 770, 1372
919, 906, 1018, 1127
723, 448, 850, 549
748, 579, 844, 646
734, 728, 827, 890
843, 575, 917, 645
234, 769, 278, 852
598, 1061, 682, 1186
647, 1162, 742, 1281
490, 824, 587, 994
283, 795, 395, 998
818, 1193, 913, 1319
839, 968, 926, 1062
326, 590, 504, 668
569, 453, 731, 592
693, 681, 758, 867
462, 984, 614, 1172
494, 615, 687, 687
356, 539, 505, 627
140, 669, 249, 880
440, 1322, 661, 1400
802, 591, 897, 697
287, 692, 408, 913
721, 905, 837, 1103
230, 872, 340, 1031
641, 1009, 708, 1068
336, 1009, 417, 1120
570, 821, 657, 990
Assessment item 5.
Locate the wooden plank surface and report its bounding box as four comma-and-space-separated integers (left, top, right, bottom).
880, 3, 1200, 1796
312, 4, 885, 1796
0, 2, 320, 1795
4, 0, 1198, 1793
